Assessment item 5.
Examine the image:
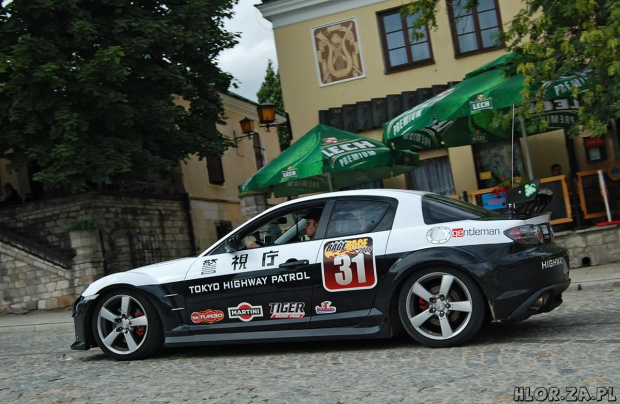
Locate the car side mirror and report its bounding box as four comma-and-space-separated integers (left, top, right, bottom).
224, 236, 238, 253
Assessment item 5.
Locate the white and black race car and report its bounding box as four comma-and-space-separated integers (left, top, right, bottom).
71, 186, 570, 360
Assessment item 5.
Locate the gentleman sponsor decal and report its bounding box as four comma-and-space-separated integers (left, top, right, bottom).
191, 309, 224, 324
315, 301, 337, 314
269, 302, 305, 319
228, 302, 263, 322
451, 228, 500, 237
188, 271, 311, 295
322, 237, 377, 292
542, 257, 564, 269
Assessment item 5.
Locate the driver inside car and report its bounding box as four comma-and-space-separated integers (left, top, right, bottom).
246, 208, 322, 248
302, 208, 321, 240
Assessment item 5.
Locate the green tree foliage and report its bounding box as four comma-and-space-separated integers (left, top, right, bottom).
257, 59, 290, 150
402, 0, 617, 137
0, 0, 239, 192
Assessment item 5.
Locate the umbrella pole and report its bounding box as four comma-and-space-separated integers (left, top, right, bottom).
519, 116, 534, 179
511, 105, 516, 187
328, 173, 334, 192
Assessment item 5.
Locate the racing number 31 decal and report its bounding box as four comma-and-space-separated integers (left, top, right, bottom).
322, 237, 377, 292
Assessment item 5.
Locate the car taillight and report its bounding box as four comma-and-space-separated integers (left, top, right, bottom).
504, 224, 545, 244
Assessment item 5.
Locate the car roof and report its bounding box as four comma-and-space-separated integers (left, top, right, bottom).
267, 189, 428, 211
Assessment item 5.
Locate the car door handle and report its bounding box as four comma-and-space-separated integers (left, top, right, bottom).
279, 259, 309, 270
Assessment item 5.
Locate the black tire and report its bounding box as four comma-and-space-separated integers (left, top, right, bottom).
92, 289, 164, 360
398, 267, 486, 347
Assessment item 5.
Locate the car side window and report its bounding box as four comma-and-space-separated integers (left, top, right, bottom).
236, 204, 325, 250
421, 194, 500, 224
326, 200, 389, 238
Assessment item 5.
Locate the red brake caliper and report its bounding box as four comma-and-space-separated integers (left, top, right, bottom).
419, 292, 454, 311
134, 311, 146, 336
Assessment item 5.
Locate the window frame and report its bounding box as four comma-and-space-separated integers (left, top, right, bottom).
446, 0, 504, 58
206, 156, 225, 185
377, 7, 434, 73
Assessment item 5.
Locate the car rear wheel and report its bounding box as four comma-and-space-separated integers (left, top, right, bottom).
398, 268, 485, 347
92, 289, 163, 360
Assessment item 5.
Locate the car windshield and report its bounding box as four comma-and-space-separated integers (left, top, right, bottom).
422, 194, 501, 224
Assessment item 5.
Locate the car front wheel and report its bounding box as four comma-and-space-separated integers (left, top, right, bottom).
398, 268, 485, 347
92, 289, 163, 360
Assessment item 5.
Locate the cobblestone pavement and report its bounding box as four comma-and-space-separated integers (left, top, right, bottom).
0, 286, 618, 404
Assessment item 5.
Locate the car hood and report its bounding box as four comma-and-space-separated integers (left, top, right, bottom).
81, 257, 196, 296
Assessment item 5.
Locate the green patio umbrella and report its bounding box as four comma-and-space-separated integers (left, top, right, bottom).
239, 124, 419, 198
383, 53, 590, 151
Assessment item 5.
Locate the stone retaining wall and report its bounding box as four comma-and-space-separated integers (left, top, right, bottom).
0, 192, 193, 312
0, 192, 193, 259
0, 230, 102, 311
554, 225, 620, 268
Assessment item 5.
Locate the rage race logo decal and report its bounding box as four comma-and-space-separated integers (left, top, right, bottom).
322, 237, 377, 292
191, 309, 224, 324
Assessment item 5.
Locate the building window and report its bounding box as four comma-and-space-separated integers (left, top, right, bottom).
378, 8, 433, 72
216, 221, 233, 239
407, 157, 455, 196
206, 157, 224, 185
252, 134, 266, 170
473, 141, 525, 189
447, 0, 503, 56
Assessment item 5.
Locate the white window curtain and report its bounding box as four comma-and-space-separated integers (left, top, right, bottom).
408, 157, 455, 195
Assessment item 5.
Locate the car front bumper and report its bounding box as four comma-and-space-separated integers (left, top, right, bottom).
70, 295, 97, 351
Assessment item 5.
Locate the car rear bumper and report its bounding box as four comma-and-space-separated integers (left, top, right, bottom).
483, 245, 570, 321
502, 278, 571, 321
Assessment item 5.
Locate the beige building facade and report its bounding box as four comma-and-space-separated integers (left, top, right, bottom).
0, 92, 286, 253
257, 0, 618, 198
172, 93, 286, 252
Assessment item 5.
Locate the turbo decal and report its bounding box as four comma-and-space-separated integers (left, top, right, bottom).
201, 259, 217, 275
228, 303, 263, 322
269, 302, 305, 319
191, 309, 224, 324
188, 272, 311, 295
315, 301, 337, 314
322, 237, 377, 292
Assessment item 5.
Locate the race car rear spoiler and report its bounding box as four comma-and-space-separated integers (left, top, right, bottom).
505, 179, 553, 219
